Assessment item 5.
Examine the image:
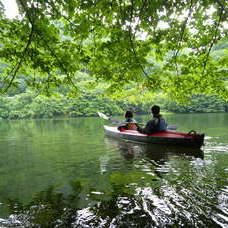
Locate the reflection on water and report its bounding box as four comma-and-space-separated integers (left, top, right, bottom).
0, 114, 227, 227
2, 138, 227, 227
105, 137, 204, 161
3, 171, 228, 227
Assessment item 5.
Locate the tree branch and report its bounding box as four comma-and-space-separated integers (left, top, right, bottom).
4, 0, 35, 92
214, 0, 228, 14
42, 41, 79, 92
202, 7, 224, 76
173, 0, 193, 76
128, 0, 148, 77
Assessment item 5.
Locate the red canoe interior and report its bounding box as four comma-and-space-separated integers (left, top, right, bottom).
110, 126, 194, 139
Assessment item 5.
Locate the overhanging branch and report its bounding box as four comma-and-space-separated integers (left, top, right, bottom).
173, 0, 193, 76
202, 6, 224, 76
3, 0, 35, 92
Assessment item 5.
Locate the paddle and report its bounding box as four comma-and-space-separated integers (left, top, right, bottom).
97, 112, 125, 125
97, 112, 178, 130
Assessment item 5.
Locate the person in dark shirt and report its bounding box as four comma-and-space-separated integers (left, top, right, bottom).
137, 105, 167, 134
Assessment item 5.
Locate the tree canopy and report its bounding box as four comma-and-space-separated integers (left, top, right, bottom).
0, 0, 228, 101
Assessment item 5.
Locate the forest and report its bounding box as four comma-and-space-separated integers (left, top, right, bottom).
0, 77, 227, 119
0, 0, 227, 119
0, 92, 228, 119
0, 39, 227, 119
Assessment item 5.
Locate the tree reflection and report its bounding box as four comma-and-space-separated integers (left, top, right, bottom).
5, 140, 227, 228
5, 167, 226, 228
7, 181, 83, 228
6, 172, 161, 227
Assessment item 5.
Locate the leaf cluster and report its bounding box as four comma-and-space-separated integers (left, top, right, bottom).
0, 0, 227, 100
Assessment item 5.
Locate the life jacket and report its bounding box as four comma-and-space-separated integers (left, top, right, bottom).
125, 118, 137, 130
126, 122, 138, 130
118, 118, 138, 130
152, 116, 167, 132
157, 118, 167, 131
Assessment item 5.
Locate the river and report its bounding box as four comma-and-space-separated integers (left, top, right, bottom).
0, 113, 227, 227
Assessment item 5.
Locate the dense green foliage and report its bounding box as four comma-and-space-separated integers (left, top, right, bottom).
0, 91, 227, 119
0, 92, 120, 119
0, 0, 227, 101
161, 94, 228, 113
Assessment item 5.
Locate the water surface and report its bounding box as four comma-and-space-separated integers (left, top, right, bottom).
0, 113, 227, 227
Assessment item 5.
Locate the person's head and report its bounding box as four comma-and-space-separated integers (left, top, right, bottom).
125, 110, 133, 118
151, 105, 160, 115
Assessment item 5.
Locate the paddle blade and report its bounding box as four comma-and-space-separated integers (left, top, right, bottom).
97, 112, 110, 120
167, 125, 178, 130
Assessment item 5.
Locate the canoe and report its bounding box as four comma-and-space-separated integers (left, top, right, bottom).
104, 125, 205, 148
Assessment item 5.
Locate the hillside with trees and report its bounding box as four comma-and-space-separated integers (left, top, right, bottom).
0, 0, 227, 102
0, 35, 227, 119
0, 38, 227, 119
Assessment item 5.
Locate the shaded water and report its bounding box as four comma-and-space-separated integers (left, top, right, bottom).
0, 113, 227, 227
